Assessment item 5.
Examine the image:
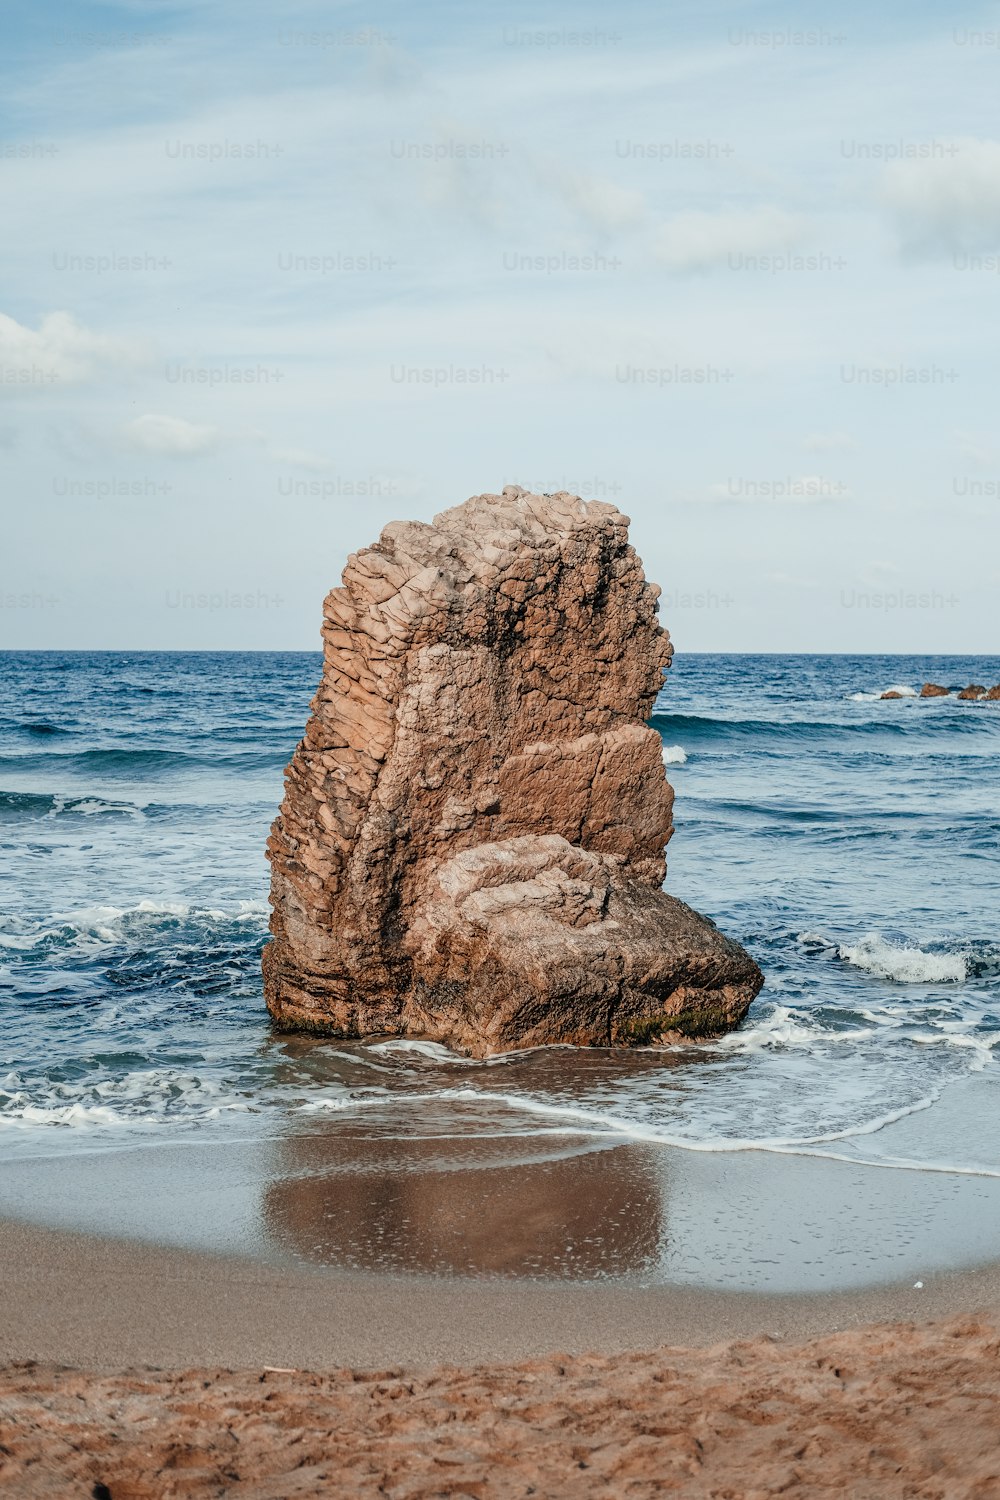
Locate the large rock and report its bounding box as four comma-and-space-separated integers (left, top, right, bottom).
264, 487, 763, 1056
919, 683, 949, 698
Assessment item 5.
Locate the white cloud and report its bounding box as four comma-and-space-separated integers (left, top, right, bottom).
858, 561, 901, 586
123, 413, 220, 456
801, 431, 855, 453
548, 169, 645, 233
881, 138, 1000, 256
766, 570, 822, 588
125, 424, 331, 465
703, 475, 852, 503
269, 445, 331, 469
0, 310, 147, 391
654, 206, 805, 272
953, 430, 996, 468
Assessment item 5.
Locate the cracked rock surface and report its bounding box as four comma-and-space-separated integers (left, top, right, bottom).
264, 487, 762, 1054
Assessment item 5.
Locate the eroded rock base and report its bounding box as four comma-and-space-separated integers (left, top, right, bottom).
265, 834, 760, 1055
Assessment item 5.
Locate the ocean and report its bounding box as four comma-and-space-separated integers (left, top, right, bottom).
1, 651, 999, 1286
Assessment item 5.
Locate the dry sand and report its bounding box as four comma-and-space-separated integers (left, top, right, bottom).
4, 1318, 1000, 1498
4, 1220, 1000, 1497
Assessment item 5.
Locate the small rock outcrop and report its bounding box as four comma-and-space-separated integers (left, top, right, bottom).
920, 683, 949, 698
987, 685, 1000, 700
880, 690, 906, 700
957, 684, 987, 701
264, 487, 763, 1056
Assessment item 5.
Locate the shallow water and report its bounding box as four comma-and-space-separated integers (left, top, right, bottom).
1, 651, 998, 1284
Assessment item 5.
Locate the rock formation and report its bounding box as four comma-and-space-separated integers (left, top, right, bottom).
886, 682, 1000, 703
264, 486, 763, 1056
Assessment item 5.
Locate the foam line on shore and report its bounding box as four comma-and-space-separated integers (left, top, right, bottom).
301, 1083, 1000, 1177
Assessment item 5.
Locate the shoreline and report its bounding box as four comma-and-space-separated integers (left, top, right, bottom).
4, 1215, 1000, 1371
6, 1123, 1000, 1297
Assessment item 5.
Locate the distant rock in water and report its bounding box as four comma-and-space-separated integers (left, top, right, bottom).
881, 682, 998, 703
264, 487, 763, 1056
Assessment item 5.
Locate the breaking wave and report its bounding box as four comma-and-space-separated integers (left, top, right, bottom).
0, 1067, 257, 1130
0, 898, 269, 954
848, 684, 919, 701
839, 933, 968, 984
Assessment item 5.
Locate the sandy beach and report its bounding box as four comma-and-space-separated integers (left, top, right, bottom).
3, 1220, 1000, 1497
5, 1117, 1000, 1494
6, 1217, 1000, 1370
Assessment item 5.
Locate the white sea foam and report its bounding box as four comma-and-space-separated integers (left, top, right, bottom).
848, 684, 917, 701
367, 1039, 467, 1062
0, 1067, 255, 1130
46, 794, 145, 820
395, 1085, 953, 1154
0, 898, 269, 952
290, 1076, 1000, 1177
0, 927, 47, 951
913, 1027, 999, 1072
363, 1039, 567, 1068
839, 933, 967, 984
5, 1102, 141, 1129
713, 1004, 876, 1054
661, 744, 688, 765
797, 930, 838, 950
455, 1086, 1000, 1174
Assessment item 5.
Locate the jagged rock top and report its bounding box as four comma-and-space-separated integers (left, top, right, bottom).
313, 486, 670, 758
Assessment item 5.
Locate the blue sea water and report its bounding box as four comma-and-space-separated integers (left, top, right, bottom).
1, 650, 999, 1186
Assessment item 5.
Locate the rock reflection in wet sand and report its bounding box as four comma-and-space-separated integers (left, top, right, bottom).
263, 1120, 663, 1279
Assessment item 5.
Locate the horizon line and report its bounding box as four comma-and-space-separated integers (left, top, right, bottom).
2, 648, 999, 658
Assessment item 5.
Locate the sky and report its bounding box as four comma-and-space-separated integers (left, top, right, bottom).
2, 0, 999, 651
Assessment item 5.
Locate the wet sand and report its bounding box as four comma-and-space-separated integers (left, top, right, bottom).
6, 1122, 1000, 1294
3, 1216, 1000, 1369
6, 1126, 1000, 1495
